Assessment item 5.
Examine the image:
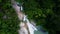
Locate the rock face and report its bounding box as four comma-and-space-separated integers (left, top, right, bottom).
11, 0, 37, 34
18, 22, 29, 34
11, 0, 49, 34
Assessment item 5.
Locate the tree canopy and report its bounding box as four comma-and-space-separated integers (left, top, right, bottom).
0, 0, 60, 34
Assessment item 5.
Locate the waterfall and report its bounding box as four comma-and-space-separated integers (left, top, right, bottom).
18, 14, 38, 34
11, 0, 37, 34
11, 0, 48, 34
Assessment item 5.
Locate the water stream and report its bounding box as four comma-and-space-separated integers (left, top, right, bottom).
11, 0, 48, 34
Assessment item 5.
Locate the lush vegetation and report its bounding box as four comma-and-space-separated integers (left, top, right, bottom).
0, 0, 60, 34
23, 0, 60, 34
0, 0, 19, 34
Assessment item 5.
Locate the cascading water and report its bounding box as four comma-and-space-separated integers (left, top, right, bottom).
11, 0, 48, 34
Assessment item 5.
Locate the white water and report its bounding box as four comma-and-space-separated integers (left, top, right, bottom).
11, 0, 48, 34
12, 2, 38, 34
18, 13, 38, 34
12, 1, 38, 34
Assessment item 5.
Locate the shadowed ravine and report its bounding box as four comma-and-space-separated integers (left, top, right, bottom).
11, 0, 48, 34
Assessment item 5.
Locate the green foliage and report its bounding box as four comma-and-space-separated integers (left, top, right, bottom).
0, 0, 2, 2
23, 0, 60, 34
0, 0, 19, 34
0, 0, 60, 34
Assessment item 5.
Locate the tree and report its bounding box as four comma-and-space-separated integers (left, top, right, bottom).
0, 0, 19, 34
23, 0, 60, 34
0, 0, 60, 34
